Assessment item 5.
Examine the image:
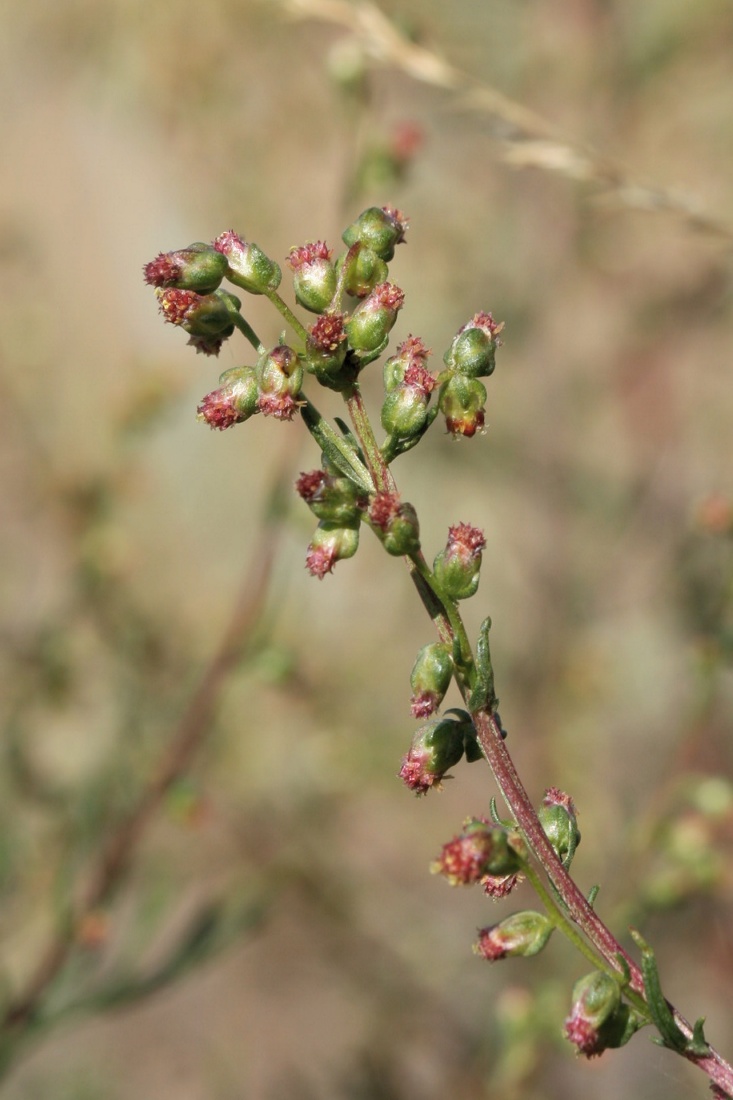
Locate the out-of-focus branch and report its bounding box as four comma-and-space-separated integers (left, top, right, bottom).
0, 442, 295, 1044
273, 0, 733, 244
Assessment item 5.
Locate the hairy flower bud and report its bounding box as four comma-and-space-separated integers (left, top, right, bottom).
539, 788, 581, 867
345, 282, 405, 352
409, 642, 453, 718
155, 287, 241, 356
196, 366, 260, 430
342, 205, 409, 262
444, 312, 503, 378
368, 492, 420, 556
256, 345, 303, 421
564, 972, 637, 1057
431, 818, 524, 884
433, 523, 486, 601
339, 245, 389, 299
381, 362, 437, 440
305, 313, 348, 383
474, 910, 554, 961
383, 335, 431, 392
287, 241, 338, 313
305, 522, 360, 579
213, 230, 282, 295
439, 374, 487, 437
399, 714, 471, 794
295, 468, 366, 526
143, 243, 229, 294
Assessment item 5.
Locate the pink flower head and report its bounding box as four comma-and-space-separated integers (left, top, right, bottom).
461, 311, 504, 345
396, 335, 431, 364
482, 872, 523, 899
305, 542, 338, 579
431, 819, 499, 885
286, 241, 332, 271
403, 362, 436, 395
308, 313, 347, 352
398, 745, 444, 794
371, 282, 405, 312
368, 491, 401, 532
156, 288, 200, 326
543, 787, 577, 817
144, 252, 184, 287
295, 469, 328, 503
257, 392, 300, 421
213, 229, 248, 259
447, 523, 486, 560
197, 389, 242, 430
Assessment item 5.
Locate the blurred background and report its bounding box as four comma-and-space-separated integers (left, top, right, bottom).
1, 0, 733, 1097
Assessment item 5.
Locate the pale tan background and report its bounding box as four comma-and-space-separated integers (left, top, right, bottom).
1, 1, 732, 1097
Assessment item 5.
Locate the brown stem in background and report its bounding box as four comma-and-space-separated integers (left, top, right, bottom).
0, 447, 295, 1040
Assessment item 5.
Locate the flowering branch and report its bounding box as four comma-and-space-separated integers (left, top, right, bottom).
142, 207, 733, 1097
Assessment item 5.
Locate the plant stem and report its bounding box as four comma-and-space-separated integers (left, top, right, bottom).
232, 312, 266, 354
263, 288, 310, 346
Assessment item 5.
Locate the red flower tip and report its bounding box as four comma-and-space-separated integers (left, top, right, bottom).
447, 523, 486, 557
213, 229, 247, 256
398, 747, 443, 795
564, 1015, 603, 1058
295, 470, 328, 502
156, 287, 200, 326
463, 311, 504, 344
368, 491, 401, 531
381, 206, 409, 243
445, 409, 485, 437
396, 335, 431, 363
144, 252, 182, 287
403, 362, 436, 395
305, 543, 339, 579
432, 824, 496, 885
410, 691, 439, 720
257, 392, 300, 421
482, 872, 522, 899
372, 282, 405, 311
308, 313, 347, 352
543, 787, 577, 817
474, 926, 510, 961
186, 334, 225, 356
287, 241, 332, 270
197, 389, 242, 430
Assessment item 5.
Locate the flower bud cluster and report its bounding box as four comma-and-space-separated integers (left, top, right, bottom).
438, 312, 503, 437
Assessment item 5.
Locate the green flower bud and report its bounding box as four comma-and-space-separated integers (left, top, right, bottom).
399, 714, 470, 794
474, 910, 554, 961
443, 312, 503, 378
256, 345, 303, 421
344, 282, 405, 353
383, 335, 431, 392
368, 492, 420, 556
539, 788, 581, 867
433, 523, 486, 601
155, 287, 241, 356
305, 522, 360, 579
564, 972, 638, 1057
143, 243, 229, 294
381, 361, 437, 442
410, 642, 453, 718
197, 366, 260, 430
439, 374, 487, 438
338, 244, 389, 299
295, 468, 366, 526
341, 205, 408, 262
213, 230, 282, 295
287, 241, 338, 313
